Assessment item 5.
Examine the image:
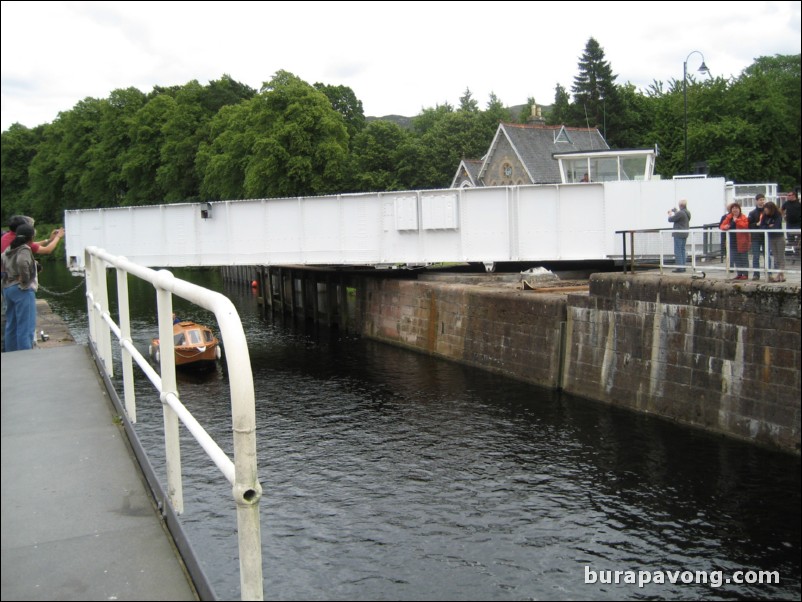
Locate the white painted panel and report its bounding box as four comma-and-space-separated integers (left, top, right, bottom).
421, 192, 458, 230
516, 185, 562, 260
64, 178, 734, 270
339, 195, 384, 263
460, 187, 511, 261
557, 185, 607, 259
394, 194, 418, 231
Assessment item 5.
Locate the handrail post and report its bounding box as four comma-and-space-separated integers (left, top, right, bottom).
94, 253, 113, 377
629, 231, 635, 273
156, 274, 183, 515
219, 303, 264, 601
116, 266, 136, 422
85, 249, 97, 348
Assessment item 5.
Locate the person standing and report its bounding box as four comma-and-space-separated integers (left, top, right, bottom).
782, 189, 800, 262
747, 193, 767, 279
668, 200, 691, 272
2, 224, 39, 351
1, 215, 64, 254
719, 203, 750, 280
760, 201, 786, 282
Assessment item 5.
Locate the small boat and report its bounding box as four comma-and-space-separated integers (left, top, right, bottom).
149, 320, 222, 370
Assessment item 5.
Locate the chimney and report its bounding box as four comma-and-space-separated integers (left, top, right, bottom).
527, 102, 546, 125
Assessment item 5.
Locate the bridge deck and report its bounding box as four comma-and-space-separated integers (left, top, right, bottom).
1, 344, 197, 601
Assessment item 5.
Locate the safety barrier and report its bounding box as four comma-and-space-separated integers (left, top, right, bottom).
84, 246, 263, 601
617, 226, 801, 279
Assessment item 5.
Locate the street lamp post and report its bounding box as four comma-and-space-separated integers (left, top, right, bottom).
683, 50, 709, 174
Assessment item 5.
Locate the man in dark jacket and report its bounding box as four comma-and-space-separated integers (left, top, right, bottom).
668, 200, 691, 272
782, 189, 800, 262
747, 193, 767, 279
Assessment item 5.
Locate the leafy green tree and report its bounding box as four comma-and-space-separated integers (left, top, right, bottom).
609, 82, 654, 149
314, 82, 365, 142
203, 74, 256, 113
1, 123, 42, 221
483, 92, 511, 128
394, 136, 425, 189
348, 120, 410, 191
120, 94, 174, 205
196, 102, 251, 200
735, 54, 800, 188
157, 76, 255, 202
198, 71, 349, 199
411, 103, 454, 136
416, 109, 496, 188
82, 87, 147, 205
25, 97, 105, 220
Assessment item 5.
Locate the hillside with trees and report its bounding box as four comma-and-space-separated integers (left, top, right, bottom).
2, 42, 799, 224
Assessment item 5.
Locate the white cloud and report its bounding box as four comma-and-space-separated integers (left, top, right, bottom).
2, 0, 800, 130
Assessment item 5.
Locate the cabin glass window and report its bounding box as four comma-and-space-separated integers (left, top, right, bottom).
564, 159, 589, 183
187, 330, 202, 344
204, 330, 214, 342
621, 156, 648, 181
590, 158, 618, 182
174, 333, 186, 345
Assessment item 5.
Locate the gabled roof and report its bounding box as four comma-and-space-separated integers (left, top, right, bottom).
478, 123, 609, 184
450, 159, 484, 188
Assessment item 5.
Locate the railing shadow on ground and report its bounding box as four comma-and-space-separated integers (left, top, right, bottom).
616, 226, 801, 279
84, 246, 263, 601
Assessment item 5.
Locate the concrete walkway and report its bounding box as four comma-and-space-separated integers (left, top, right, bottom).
1, 345, 197, 601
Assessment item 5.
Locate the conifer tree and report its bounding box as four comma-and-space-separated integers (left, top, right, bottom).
548, 84, 571, 125
569, 37, 619, 139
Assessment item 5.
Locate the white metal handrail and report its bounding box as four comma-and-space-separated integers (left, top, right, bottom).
83, 246, 263, 601
651, 227, 800, 277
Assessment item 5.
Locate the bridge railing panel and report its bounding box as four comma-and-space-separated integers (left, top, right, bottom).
83, 246, 263, 601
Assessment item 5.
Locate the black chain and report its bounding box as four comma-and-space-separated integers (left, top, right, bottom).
38, 276, 86, 297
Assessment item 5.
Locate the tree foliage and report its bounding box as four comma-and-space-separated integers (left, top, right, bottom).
569, 37, 619, 137
2, 55, 799, 227
548, 84, 571, 125
198, 71, 349, 199
314, 82, 366, 142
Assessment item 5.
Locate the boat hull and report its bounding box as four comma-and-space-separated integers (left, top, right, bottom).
149, 321, 221, 371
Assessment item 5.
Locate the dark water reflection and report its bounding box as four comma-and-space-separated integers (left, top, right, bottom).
40, 265, 801, 600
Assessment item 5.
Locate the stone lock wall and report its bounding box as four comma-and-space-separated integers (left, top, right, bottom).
354, 273, 800, 453
563, 274, 801, 452
356, 278, 566, 389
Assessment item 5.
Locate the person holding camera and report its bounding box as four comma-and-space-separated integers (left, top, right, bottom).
719, 203, 750, 280
667, 200, 691, 272
0, 215, 64, 254
2, 224, 39, 351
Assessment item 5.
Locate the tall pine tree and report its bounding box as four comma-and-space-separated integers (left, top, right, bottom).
548, 84, 571, 125
569, 38, 619, 141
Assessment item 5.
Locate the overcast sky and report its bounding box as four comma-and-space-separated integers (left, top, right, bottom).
2, 0, 800, 132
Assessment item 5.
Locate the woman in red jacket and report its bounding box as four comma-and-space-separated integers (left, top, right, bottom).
719, 203, 750, 280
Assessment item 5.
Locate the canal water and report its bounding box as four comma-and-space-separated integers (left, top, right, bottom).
39, 263, 800, 601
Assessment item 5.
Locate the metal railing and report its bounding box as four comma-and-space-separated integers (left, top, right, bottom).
84, 246, 263, 601
617, 226, 801, 278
